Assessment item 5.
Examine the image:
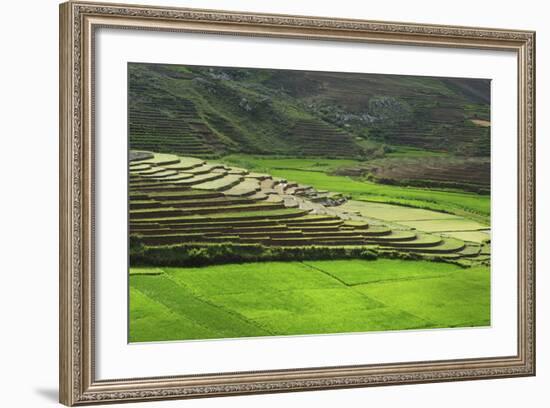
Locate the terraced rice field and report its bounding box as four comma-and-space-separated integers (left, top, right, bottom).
361, 156, 490, 194
220, 155, 490, 224
129, 260, 490, 342
129, 70, 226, 157
379, 115, 490, 156
286, 119, 359, 157
340, 201, 490, 244
130, 152, 490, 263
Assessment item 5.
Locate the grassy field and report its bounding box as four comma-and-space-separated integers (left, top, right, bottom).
129, 259, 490, 342
221, 155, 490, 224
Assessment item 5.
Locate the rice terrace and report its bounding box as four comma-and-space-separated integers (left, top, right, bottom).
128, 63, 491, 342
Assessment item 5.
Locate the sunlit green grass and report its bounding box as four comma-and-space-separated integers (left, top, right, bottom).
129, 259, 490, 342
303, 259, 460, 285
129, 287, 218, 342
130, 274, 270, 342
355, 266, 490, 327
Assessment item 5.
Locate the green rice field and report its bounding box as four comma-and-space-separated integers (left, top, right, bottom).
129, 259, 490, 342
221, 155, 490, 224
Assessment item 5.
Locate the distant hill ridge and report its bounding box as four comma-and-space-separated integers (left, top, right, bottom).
129, 63, 491, 158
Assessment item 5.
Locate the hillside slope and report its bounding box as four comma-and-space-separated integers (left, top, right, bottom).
128, 63, 491, 158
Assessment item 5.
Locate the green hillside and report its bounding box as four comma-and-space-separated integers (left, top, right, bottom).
129, 63, 491, 159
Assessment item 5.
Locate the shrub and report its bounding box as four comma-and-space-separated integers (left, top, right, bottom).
130, 241, 379, 267
360, 249, 377, 260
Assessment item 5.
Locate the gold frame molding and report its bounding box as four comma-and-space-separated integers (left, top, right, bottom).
59, 1, 536, 405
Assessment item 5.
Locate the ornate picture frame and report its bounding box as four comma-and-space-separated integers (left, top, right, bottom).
59, 1, 535, 405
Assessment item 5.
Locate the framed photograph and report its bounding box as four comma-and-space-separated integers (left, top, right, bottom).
59, 1, 536, 405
